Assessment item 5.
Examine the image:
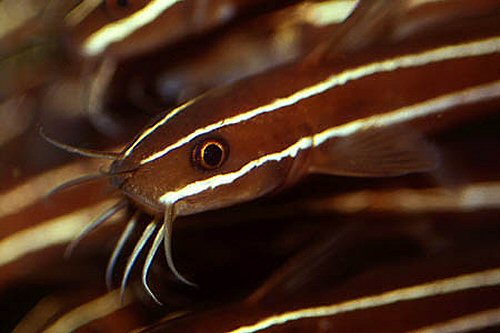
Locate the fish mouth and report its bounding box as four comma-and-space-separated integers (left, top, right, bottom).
116, 179, 165, 217
108, 159, 139, 189
108, 159, 165, 216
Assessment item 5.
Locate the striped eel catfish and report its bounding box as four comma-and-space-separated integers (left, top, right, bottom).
64, 0, 300, 134
51, 0, 500, 303
151, 0, 361, 104
67, 0, 297, 59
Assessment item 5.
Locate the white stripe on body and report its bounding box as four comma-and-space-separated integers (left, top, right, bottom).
159, 80, 500, 205
409, 307, 500, 333
225, 266, 500, 333
83, 0, 183, 56
300, 0, 359, 27
123, 98, 197, 157
138, 36, 500, 165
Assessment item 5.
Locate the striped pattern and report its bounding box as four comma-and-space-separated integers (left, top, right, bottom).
137, 36, 500, 166
159, 80, 500, 204
226, 267, 500, 333
123, 98, 197, 157
83, 0, 183, 56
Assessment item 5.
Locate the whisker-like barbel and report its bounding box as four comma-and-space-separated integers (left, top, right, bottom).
120, 220, 157, 302
39, 127, 120, 160
142, 223, 166, 305
106, 212, 139, 290
163, 204, 197, 287
43, 0, 500, 305
46, 173, 107, 198
65, 200, 127, 258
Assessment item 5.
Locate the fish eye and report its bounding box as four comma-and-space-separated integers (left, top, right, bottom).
116, 0, 129, 7
192, 139, 228, 170
105, 0, 130, 9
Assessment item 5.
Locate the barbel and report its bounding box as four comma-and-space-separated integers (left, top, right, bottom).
53, 0, 500, 303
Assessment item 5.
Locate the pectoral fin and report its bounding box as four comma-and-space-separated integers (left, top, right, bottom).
310, 126, 439, 177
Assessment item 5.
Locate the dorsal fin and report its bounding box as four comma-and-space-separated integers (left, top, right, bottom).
306, 0, 407, 64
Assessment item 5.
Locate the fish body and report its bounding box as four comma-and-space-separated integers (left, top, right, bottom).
69, 0, 294, 59
112, 2, 500, 217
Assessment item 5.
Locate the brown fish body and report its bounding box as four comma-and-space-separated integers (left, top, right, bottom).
113, 1, 500, 217
67, 0, 297, 60
7, 0, 499, 317
154, 0, 362, 104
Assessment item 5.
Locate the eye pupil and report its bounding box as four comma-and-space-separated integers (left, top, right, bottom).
193, 139, 228, 170
116, 0, 129, 7
203, 143, 223, 167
